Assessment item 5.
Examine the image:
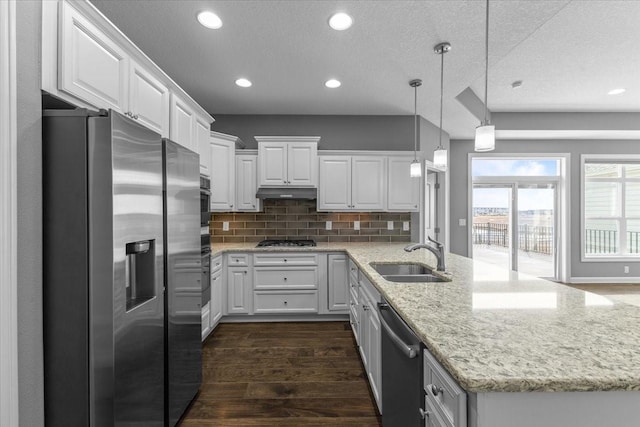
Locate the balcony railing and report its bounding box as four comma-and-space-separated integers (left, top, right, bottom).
473, 223, 640, 255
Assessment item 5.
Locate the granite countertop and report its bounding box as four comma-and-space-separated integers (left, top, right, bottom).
211, 242, 640, 393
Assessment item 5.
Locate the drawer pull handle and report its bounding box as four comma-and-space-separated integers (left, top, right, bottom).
429, 384, 443, 396
419, 408, 430, 419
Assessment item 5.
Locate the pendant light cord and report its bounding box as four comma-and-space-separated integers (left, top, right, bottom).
414, 84, 418, 160
438, 47, 444, 150
483, 0, 490, 125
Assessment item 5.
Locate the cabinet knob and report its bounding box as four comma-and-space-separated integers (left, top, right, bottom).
429, 384, 443, 396
419, 408, 430, 420
362, 304, 369, 311
284, 277, 287, 281
284, 301, 288, 305
284, 259, 287, 262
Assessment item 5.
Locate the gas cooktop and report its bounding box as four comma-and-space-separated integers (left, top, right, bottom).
256, 239, 317, 248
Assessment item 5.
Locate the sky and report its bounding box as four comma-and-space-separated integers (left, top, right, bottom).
472, 159, 558, 211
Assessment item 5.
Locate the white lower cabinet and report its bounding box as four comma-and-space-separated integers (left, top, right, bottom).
227, 255, 252, 314
254, 290, 319, 314
328, 254, 349, 312
201, 301, 211, 341
210, 258, 223, 330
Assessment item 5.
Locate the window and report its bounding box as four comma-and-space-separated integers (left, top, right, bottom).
582, 157, 640, 259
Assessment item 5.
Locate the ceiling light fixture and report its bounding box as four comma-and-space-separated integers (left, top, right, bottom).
197, 11, 222, 29
433, 42, 451, 171
235, 78, 252, 88
475, 0, 495, 152
325, 79, 341, 88
608, 88, 626, 95
328, 12, 353, 31
409, 79, 422, 178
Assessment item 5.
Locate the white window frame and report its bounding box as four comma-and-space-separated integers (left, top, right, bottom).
1, 0, 19, 425
581, 154, 640, 262
467, 153, 571, 282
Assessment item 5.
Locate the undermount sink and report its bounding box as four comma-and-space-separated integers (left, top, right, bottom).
370, 263, 448, 283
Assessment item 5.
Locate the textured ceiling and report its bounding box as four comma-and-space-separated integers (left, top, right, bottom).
90, 0, 639, 138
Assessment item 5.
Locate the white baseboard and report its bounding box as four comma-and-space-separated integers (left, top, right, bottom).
570, 277, 640, 284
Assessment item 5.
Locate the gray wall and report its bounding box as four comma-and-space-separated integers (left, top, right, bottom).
211, 114, 417, 151
450, 138, 640, 280
17, 0, 44, 425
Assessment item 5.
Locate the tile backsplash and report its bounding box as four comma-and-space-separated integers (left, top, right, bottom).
210, 199, 412, 244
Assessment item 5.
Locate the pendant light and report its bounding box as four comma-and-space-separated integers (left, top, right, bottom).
433, 42, 451, 170
409, 79, 422, 177
475, 0, 495, 152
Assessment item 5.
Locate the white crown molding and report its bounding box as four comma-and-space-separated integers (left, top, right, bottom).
0, 0, 19, 425
210, 130, 245, 148
254, 136, 321, 145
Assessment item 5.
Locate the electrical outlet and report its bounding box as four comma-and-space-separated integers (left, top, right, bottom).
326, 221, 332, 230
403, 221, 410, 231
624, 266, 630, 274
459, 218, 467, 226
387, 221, 394, 230
354, 220, 360, 231
222, 221, 229, 231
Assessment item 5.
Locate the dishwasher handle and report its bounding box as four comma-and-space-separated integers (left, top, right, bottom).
378, 303, 419, 359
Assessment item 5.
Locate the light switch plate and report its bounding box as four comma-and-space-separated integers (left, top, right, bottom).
387, 221, 394, 230
222, 221, 229, 231
326, 221, 332, 230
459, 218, 467, 226
403, 221, 410, 231
354, 220, 360, 231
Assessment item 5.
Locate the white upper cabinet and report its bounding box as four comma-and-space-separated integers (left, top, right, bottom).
235, 155, 260, 212
195, 117, 211, 177
170, 94, 195, 151
256, 136, 319, 187
318, 156, 351, 211
210, 132, 238, 211
45, 0, 214, 146
59, 1, 128, 112
318, 155, 386, 211
387, 157, 420, 212
128, 60, 169, 137
352, 156, 386, 210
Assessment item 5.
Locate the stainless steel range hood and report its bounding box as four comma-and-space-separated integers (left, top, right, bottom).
255, 187, 317, 200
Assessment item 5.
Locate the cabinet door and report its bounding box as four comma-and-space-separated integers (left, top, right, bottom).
195, 117, 211, 177
388, 157, 420, 211
258, 142, 287, 186
227, 267, 251, 314
59, 1, 128, 112
210, 268, 223, 329
358, 298, 369, 370
210, 138, 235, 211
328, 255, 349, 312
288, 142, 317, 186
367, 306, 382, 411
170, 94, 195, 151
128, 60, 169, 137
236, 155, 260, 211
318, 156, 351, 211
352, 156, 386, 210
201, 301, 211, 341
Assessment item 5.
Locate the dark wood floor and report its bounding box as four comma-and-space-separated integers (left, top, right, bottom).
180, 322, 382, 426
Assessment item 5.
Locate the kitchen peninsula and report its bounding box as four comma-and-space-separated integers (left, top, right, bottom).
211, 242, 640, 427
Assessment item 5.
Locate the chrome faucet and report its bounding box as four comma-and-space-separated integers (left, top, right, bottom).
404, 236, 446, 271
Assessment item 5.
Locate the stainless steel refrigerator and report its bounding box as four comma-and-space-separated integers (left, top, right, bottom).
43, 108, 201, 426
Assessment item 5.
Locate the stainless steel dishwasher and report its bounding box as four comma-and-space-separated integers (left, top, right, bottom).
378, 299, 423, 427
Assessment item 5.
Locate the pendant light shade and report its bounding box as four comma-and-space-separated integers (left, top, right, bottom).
409, 79, 422, 178
474, 124, 495, 152
475, 0, 495, 152
433, 42, 451, 171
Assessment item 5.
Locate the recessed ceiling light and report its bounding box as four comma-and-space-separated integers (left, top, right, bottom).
325, 79, 341, 88
608, 88, 626, 95
197, 11, 222, 29
235, 78, 252, 88
328, 12, 353, 31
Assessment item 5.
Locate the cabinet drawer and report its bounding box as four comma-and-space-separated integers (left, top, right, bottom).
349, 273, 359, 304
424, 349, 467, 427
424, 395, 449, 427
228, 253, 249, 266
254, 267, 318, 289
211, 255, 222, 273
348, 258, 358, 276
254, 253, 318, 266
254, 291, 318, 313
